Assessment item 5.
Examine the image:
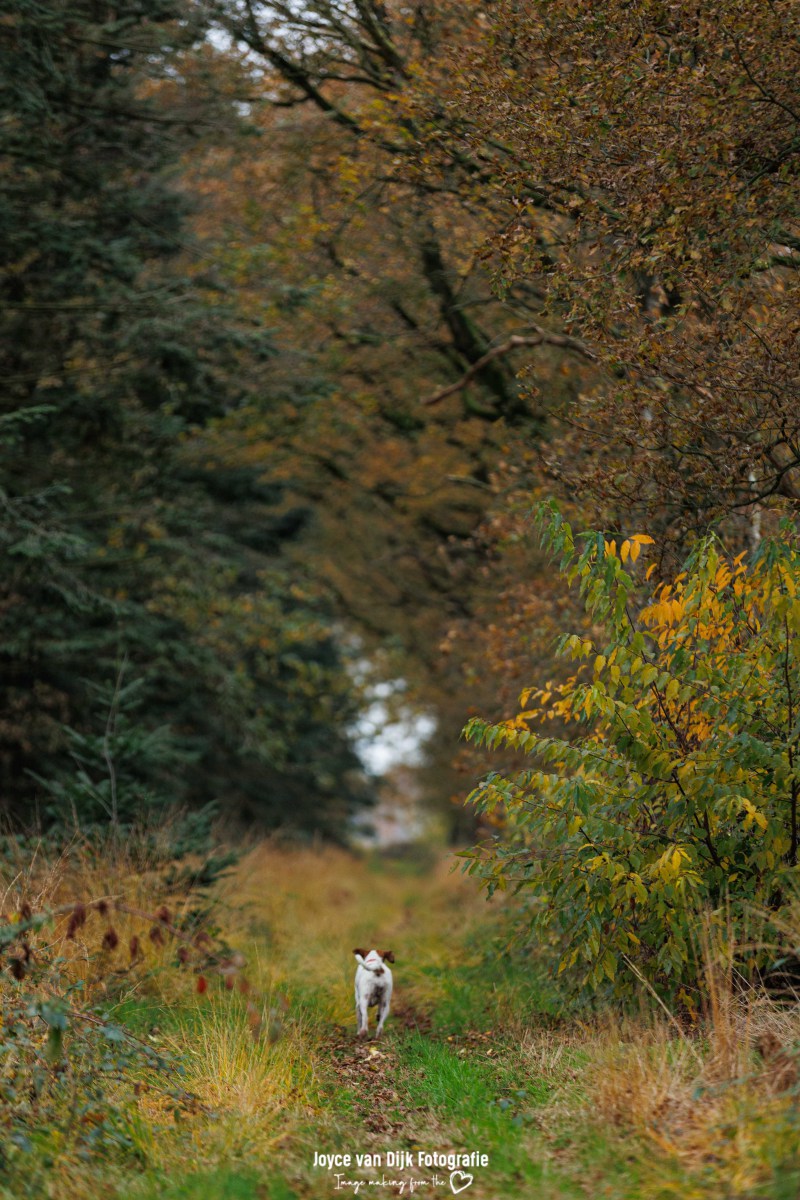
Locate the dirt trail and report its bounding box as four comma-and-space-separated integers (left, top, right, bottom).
327, 1001, 434, 1139
329, 1032, 409, 1139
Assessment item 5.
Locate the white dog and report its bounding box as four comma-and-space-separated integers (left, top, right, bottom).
353, 948, 394, 1038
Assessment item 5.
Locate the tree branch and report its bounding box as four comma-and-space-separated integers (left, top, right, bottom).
422, 330, 596, 407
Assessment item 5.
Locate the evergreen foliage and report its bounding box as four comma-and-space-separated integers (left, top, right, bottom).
0, 0, 370, 835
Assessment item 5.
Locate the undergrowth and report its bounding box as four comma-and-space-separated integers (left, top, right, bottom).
1, 837, 798, 1199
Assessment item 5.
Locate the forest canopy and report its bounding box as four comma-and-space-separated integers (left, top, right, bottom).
2, 0, 799, 871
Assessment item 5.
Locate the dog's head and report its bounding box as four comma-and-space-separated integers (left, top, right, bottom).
353, 948, 395, 968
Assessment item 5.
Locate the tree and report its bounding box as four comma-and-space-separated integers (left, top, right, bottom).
421, 0, 800, 538
0, 0, 369, 835
172, 4, 597, 825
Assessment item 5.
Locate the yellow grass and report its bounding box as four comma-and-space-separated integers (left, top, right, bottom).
220, 841, 490, 1015
3, 836, 799, 1200
543, 913, 800, 1197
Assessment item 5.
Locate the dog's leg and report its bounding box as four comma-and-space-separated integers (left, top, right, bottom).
356, 998, 369, 1038
374, 990, 391, 1038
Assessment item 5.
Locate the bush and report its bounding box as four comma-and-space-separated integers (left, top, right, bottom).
0, 836, 255, 1173
463, 504, 800, 998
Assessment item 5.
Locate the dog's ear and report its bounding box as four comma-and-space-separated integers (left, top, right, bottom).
353, 947, 367, 959
381, 950, 395, 963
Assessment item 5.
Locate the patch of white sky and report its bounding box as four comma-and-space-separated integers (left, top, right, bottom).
348, 661, 437, 777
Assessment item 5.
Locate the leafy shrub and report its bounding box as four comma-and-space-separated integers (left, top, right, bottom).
0, 850, 260, 1172
464, 504, 800, 998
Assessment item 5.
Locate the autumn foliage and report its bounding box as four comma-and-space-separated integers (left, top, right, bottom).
436, 0, 800, 531
465, 504, 800, 995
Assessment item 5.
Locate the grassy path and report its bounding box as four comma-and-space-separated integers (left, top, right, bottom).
238, 843, 579, 1200
126, 842, 586, 1200
4, 842, 800, 1200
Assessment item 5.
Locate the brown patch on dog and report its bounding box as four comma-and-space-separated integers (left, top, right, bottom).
381, 950, 395, 963
353, 947, 367, 958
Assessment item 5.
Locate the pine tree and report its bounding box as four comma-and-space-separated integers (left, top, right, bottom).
0, 0, 370, 835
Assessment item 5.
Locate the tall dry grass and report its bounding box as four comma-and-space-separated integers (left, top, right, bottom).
542, 911, 800, 1196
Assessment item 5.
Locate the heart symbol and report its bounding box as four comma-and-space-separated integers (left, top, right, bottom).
450, 1171, 473, 1194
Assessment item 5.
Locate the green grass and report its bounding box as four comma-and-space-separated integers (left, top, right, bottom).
395, 1035, 557, 1189
110, 994, 204, 1038
418, 954, 561, 1036
130, 1169, 266, 1200
3, 842, 800, 1200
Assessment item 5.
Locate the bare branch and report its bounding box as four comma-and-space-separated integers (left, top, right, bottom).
422, 330, 596, 407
